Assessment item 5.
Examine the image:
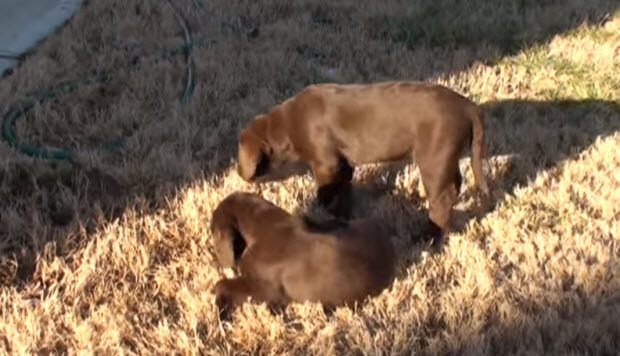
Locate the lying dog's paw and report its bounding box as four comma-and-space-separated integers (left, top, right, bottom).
317, 182, 354, 219
266, 302, 288, 316
322, 304, 337, 318
326, 188, 353, 219
421, 219, 442, 239
302, 215, 351, 233
215, 293, 233, 321
428, 234, 446, 254
333, 202, 352, 220
213, 280, 235, 321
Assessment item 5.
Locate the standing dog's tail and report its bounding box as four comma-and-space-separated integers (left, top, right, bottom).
470, 106, 490, 196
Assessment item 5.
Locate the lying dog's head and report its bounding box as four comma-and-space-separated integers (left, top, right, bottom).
237, 111, 299, 182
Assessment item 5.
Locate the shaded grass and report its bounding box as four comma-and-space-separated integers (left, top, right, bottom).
367, 0, 615, 59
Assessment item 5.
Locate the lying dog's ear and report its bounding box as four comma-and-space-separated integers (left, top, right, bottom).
213, 229, 236, 268
211, 208, 248, 268
211, 203, 237, 268
213, 225, 248, 268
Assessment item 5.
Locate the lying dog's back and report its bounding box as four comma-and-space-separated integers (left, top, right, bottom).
277, 218, 395, 307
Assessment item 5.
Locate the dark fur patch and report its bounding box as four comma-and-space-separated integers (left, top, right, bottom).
231, 227, 247, 261
302, 215, 350, 233
253, 152, 270, 179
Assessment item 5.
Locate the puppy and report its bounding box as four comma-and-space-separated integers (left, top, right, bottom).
210, 192, 396, 319
237, 81, 490, 240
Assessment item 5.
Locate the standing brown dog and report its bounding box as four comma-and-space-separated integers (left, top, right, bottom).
237, 81, 489, 240
211, 192, 396, 319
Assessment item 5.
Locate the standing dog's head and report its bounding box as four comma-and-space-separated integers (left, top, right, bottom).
237, 110, 299, 182
237, 116, 271, 182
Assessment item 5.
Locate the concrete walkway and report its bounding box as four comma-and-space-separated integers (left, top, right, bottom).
0, 0, 84, 77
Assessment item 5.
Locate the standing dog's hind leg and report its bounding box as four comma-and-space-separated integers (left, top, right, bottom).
416, 149, 461, 248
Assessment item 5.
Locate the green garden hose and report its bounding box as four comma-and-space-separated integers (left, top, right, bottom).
1, 0, 198, 161
167, 0, 196, 106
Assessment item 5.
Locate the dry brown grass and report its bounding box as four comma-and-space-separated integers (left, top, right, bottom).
1, 0, 619, 354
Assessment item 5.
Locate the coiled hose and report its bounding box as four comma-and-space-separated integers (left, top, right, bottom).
1, 0, 198, 161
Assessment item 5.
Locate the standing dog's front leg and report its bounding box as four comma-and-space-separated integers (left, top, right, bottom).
213, 277, 287, 321
312, 157, 354, 219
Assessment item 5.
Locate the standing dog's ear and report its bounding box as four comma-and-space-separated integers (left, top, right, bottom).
238, 121, 270, 181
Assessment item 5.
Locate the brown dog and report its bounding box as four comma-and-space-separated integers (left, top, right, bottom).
210, 192, 396, 319
237, 81, 489, 240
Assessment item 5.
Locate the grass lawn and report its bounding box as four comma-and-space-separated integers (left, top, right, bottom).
0, 0, 619, 354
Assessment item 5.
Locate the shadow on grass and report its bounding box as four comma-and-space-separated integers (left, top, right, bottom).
0, 0, 618, 289
360, 0, 617, 80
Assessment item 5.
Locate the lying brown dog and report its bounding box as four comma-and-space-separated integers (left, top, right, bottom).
237, 81, 490, 240
210, 192, 396, 319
